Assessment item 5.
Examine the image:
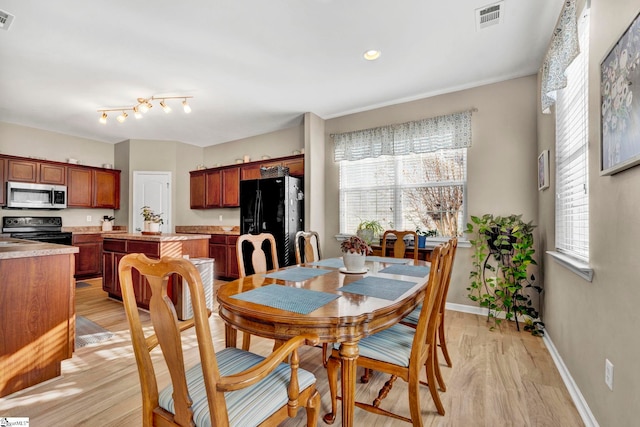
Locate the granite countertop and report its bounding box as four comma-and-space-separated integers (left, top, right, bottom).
63, 226, 128, 235
175, 225, 240, 235
0, 238, 79, 260
102, 232, 211, 241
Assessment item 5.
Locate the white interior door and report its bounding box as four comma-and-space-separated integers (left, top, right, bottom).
133, 171, 172, 233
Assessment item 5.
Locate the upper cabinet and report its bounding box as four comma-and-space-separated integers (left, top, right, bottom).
190, 166, 240, 209
68, 166, 120, 209
0, 155, 120, 209
190, 154, 303, 210
6, 158, 66, 185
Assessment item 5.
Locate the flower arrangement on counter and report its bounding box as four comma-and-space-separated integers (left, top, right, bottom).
141, 206, 163, 224
340, 235, 373, 255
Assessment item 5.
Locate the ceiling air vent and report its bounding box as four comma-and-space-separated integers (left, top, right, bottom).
0, 10, 15, 31
475, 1, 503, 31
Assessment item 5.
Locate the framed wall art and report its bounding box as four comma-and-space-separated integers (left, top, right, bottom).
600, 10, 640, 175
538, 150, 550, 191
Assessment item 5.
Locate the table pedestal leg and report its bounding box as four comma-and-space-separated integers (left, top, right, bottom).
224, 324, 237, 348
339, 341, 359, 427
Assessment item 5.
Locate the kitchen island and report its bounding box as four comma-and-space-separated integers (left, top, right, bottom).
0, 238, 79, 398
101, 233, 210, 309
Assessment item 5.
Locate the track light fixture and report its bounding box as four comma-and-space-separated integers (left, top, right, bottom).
97, 95, 193, 124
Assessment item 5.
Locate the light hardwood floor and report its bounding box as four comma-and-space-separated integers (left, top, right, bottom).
0, 278, 584, 426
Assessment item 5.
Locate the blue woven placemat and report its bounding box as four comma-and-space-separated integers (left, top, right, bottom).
365, 256, 411, 264
231, 284, 340, 314
339, 276, 417, 301
379, 264, 431, 277
264, 266, 333, 282
308, 258, 345, 268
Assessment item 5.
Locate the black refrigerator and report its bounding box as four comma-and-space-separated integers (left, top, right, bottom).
240, 176, 304, 268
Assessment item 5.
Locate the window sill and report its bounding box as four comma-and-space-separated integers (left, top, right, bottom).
547, 251, 594, 282
334, 234, 470, 248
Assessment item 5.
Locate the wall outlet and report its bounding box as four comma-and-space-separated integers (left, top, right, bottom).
218, 214, 223, 222
605, 358, 614, 390
86, 215, 92, 223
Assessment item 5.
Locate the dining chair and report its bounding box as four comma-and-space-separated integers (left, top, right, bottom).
293, 230, 331, 366
236, 233, 279, 350
118, 253, 320, 427
401, 237, 458, 391
324, 241, 453, 424
294, 230, 322, 264
381, 229, 419, 261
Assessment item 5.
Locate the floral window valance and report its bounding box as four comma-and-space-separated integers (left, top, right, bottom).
333, 110, 473, 162
540, 0, 580, 114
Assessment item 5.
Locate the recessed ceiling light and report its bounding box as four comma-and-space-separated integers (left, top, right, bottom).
363, 49, 381, 61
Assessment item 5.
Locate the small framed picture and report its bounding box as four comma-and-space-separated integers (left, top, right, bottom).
538, 150, 550, 191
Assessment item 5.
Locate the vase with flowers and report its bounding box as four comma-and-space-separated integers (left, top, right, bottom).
340, 235, 372, 272
141, 206, 163, 233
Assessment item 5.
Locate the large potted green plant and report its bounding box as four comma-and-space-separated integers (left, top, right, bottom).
466, 214, 544, 335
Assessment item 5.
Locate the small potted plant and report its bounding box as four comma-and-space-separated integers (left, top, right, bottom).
340, 235, 372, 272
416, 227, 437, 248
356, 219, 384, 245
141, 206, 163, 233
102, 215, 115, 232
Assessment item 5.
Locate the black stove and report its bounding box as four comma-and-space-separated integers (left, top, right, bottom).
2, 216, 72, 245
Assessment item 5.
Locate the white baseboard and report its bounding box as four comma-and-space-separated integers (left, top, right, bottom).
445, 302, 599, 427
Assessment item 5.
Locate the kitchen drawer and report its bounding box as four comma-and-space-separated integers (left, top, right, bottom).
103, 239, 127, 252
72, 233, 103, 244
209, 234, 226, 244
127, 240, 160, 257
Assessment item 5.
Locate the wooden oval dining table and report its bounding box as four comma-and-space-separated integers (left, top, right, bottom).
217, 257, 432, 427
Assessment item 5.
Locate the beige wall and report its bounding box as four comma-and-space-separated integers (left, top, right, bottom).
324, 76, 540, 307
537, 1, 640, 425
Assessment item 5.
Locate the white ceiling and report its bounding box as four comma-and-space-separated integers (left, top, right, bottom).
0, 0, 561, 148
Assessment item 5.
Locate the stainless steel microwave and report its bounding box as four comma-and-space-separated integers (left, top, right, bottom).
6, 181, 67, 209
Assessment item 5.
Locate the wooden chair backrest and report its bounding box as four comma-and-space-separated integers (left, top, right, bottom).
409, 240, 452, 369
236, 233, 279, 277
381, 230, 419, 261
118, 254, 226, 427
438, 238, 458, 316
294, 231, 321, 264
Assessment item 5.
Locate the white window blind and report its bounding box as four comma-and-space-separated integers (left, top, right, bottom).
555, 7, 589, 261
339, 149, 467, 237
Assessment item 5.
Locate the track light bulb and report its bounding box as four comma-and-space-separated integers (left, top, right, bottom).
139, 104, 149, 113
99, 112, 107, 124
182, 99, 191, 114
117, 111, 128, 123
160, 100, 171, 113
133, 106, 142, 119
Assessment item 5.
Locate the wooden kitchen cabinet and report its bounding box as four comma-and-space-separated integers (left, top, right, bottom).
103, 235, 209, 309
241, 164, 262, 180
68, 166, 120, 209
6, 158, 66, 184
190, 171, 206, 208
93, 169, 120, 209
6, 159, 38, 182
190, 166, 240, 209
67, 166, 93, 207
209, 234, 228, 278
40, 163, 66, 185
73, 233, 103, 279
208, 234, 239, 280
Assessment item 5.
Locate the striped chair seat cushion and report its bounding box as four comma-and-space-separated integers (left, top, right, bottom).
402, 304, 422, 326
333, 323, 416, 367
158, 347, 316, 427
